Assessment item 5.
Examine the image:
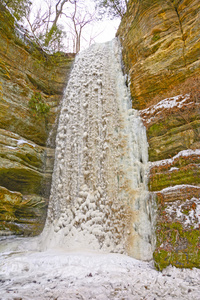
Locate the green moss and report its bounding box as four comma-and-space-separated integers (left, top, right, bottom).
148, 119, 200, 161
151, 42, 162, 54
0, 147, 45, 171
150, 164, 200, 191
184, 229, 199, 246
14, 37, 26, 48
152, 33, 161, 43
0, 61, 10, 80
0, 166, 44, 194
154, 248, 200, 270
148, 122, 167, 138
0, 3, 74, 75
0, 219, 45, 236
153, 250, 171, 270
29, 92, 50, 118
148, 117, 200, 142
0, 3, 15, 38
154, 221, 200, 270
14, 151, 44, 170
27, 75, 53, 95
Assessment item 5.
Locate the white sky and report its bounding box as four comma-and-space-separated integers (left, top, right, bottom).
30, 0, 121, 52
85, 18, 120, 42
79, 18, 120, 51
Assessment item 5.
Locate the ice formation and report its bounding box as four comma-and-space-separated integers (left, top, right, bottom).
41, 39, 154, 260
1, 251, 200, 300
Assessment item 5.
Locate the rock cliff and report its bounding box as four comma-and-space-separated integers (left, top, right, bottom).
118, 0, 200, 269
0, 4, 74, 236
1, 0, 199, 271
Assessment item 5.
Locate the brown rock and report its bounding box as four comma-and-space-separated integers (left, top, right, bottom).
0, 4, 74, 235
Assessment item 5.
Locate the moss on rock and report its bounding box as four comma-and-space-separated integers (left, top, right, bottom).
154, 222, 200, 271
0, 4, 74, 236
0, 3, 74, 146
150, 164, 200, 191
119, 0, 200, 269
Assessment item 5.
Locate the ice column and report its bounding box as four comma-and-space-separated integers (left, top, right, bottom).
41, 39, 154, 260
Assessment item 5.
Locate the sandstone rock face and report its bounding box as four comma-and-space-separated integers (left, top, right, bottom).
118, 0, 200, 109
0, 4, 74, 236
143, 96, 200, 269
118, 0, 200, 269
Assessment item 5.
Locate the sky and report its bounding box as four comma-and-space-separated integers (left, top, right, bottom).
82, 18, 121, 47
29, 0, 121, 52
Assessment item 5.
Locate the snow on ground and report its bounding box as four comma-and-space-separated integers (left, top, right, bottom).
0, 249, 200, 300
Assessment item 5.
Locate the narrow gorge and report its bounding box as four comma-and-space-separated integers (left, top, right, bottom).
0, 0, 199, 280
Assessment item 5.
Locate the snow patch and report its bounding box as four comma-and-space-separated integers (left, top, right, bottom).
165, 197, 200, 229
159, 184, 200, 194
5, 146, 16, 150
150, 149, 200, 168
140, 94, 192, 124
169, 167, 179, 172
17, 139, 36, 147
0, 250, 199, 300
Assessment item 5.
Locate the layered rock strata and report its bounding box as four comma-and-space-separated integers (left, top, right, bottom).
117, 0, 200, 109
118, 0, 200, 269
0, 4, 74, 235
140, 94, 200, 269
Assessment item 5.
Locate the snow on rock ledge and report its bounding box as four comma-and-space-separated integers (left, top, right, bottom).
140, 94, 192, 125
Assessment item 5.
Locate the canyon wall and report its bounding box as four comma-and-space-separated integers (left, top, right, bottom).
0, 4, 74, 236
0, 0, 199, 270
117, 0, 200, 269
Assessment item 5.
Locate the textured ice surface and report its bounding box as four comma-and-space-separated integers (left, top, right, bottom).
40, 39, 153, 260
0, 250, 199, 300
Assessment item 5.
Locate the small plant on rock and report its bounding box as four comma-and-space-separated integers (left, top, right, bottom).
28, 92, 50, 120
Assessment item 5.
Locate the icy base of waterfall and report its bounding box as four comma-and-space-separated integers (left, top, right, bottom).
0, 249, 199, 300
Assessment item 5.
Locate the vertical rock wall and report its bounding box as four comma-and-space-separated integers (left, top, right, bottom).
0, 4, 74, 236
118, 0, 200, 269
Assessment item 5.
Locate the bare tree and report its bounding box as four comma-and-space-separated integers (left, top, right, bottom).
3, 0, 99, 53
44, 0, 70, 46
67, 0, 96, 53
20, 0, 71, 50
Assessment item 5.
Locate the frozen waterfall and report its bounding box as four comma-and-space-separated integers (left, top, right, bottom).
41, 39, 154, 260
